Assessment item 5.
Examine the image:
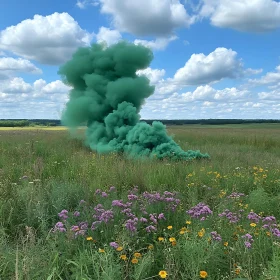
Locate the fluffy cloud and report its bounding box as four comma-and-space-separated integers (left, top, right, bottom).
140, 84, 280, 119
76, 0, 99, 8
137, 67, 165, 84
0, 13, 93, 65
173, 48, 255, 85
99, 0, 194, 36
258, 89, 280, 100
134, 36, 177, 51
0, 57, 42, 80
199, 0, 280, 32
249, 65, 280, 86
0, 57, 42, 74
0, 77, 72, 118
2, 77, 33, 94
96, 27, 122, 46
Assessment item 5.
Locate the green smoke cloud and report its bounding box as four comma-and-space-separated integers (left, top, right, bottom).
59, 42, 209, 160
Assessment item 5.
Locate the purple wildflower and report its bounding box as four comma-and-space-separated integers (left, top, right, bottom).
109, 242, 119, 249
73, 211, 80, 217
109, 186, 116, 192
219, 209, 241, 223
140, 217, 148, 223
99, 210, 114, 223
58, 209, 68, 220
125, 218, 138, 233
242, 233, 254, 248
145, 225, 157, 233
101, 192, 108, 197
247, 211, 261, 223
128, 194, 138, 201
158, 213, 166, 220
271, 228, 280, 238
71, 225, 80, 232
245, 241, 252, 249
149, 214, 158, 224
210, 231, 222, 242
112, 200, 124, 207
53, 222, 66, 233
187, 203, 213, 220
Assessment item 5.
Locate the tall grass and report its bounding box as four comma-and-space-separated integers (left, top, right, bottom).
0, 125, 280, 279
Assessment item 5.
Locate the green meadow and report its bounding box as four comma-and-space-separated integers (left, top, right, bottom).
0, 124, 280, 280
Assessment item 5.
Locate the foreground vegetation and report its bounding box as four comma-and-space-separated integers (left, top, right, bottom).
0, 125, 280, 279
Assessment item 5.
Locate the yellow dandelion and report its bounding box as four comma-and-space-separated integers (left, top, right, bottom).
169, 237, 176, 242
186, 220, 192, 225
116, 246, 123, 251
167, 226, 173, 230
250, 223, 257, 227
148, 244, 154, 250
158, 237, 165, 242
120, 255, 127, 260
158, 270, 168, 279
134, 252, 141, 258
171, 241, 177, 246
131, 258, 138, 264
224, 242, 228, 247
98, 248, 105, 253
266, 231, 271, 236
200, 271, 208, 278
198, 230, 205, 238
86, 236, 93, 241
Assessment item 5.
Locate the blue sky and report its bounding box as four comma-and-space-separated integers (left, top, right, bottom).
0, 0, 280, 119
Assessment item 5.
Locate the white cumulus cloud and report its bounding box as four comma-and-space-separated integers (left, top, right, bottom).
99, 0, 194, 36
134, 36, 177, 51
137, 67, 166, 84
96, 27, 122, 46
199, 0, 280, 32
173, 47, 255, 85
0, 13, 93, 65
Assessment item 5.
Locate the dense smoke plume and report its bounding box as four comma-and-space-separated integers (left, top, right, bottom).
59, 42, 209, 160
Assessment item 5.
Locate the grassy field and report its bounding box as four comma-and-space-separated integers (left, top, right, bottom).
0, 124, 280, 279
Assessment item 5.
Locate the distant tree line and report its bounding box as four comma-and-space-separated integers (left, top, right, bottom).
0, 119, 280, 127
142, 119, 280, 125
0, 119, 61, 127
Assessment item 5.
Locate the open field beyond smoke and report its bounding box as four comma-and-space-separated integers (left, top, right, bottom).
0, 124, 280, 279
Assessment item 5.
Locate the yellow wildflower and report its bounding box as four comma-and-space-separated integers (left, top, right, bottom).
198, 228, 205, 237
250, 223, 257, 227
167, 226, 173, 230
158, 237, 165, 242
131, 258, 138, 264
224, 242, 228, 247
158, 270, 168, 279
169, 237, 176, 242
200, 271, 208, 278
98, 248, 105, 253
116, 246, 123, 251
186, 220, 192, 225
148, 245, 154, 250
86, 237, 93, 241
120, 255, 127, 260
134, 252, 141, 258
